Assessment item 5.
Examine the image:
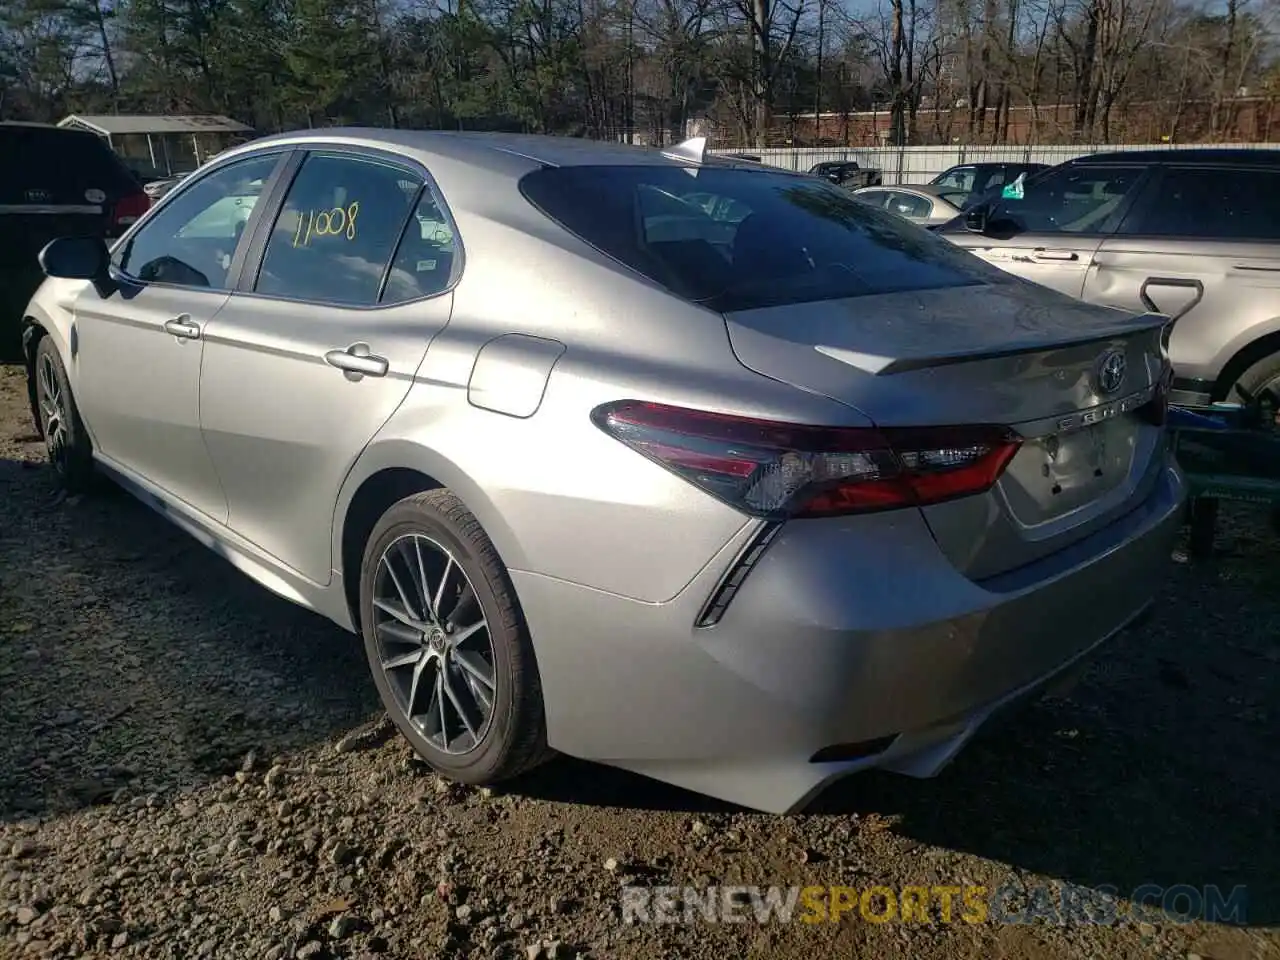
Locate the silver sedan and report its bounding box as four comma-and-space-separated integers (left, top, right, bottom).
851, 183, 969, 226
22, 130, 1185, 813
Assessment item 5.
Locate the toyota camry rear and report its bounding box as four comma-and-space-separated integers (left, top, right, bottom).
457, 154, 1186, 813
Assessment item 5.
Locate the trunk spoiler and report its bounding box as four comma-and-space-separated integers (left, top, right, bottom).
815, 312, 1172, 376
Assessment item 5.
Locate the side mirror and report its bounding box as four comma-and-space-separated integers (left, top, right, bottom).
964, 203, 989, 234
38, 236, 110, 281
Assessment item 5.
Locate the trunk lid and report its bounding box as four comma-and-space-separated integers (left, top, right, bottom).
723, 282, 1170, 579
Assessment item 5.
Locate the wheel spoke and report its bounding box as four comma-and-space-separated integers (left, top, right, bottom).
450, 618, 488, 648
432, 555, 454, 623
376, 619, 422, 646
381, 648, 423, 670
452, 650, 494, 691
413, 538, 436, 623
383, 552, 421, 623
434, 668, 449, 751
447, 579, 477, 627
441, 664, 477, 741
405, 653, 431, 717
453, 651, 494, 714
372, 596, 418, 628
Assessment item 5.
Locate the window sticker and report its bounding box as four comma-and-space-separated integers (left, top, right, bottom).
292, 201, 360, 247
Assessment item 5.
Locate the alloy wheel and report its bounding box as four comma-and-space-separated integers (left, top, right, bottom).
372, 534, 497, 755
37, 354, 68, 471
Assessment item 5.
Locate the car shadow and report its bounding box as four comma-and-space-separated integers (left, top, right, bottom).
0, 457, 379, 822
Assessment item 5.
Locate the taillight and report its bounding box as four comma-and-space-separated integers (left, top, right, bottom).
592, 400, 1022, 519
111, 192, 151, 234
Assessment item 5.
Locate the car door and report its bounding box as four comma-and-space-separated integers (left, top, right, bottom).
198, 148, 459, 584
72, 150, 288, 522
941, 162, 1148, 299
1083, 163, 1280, 400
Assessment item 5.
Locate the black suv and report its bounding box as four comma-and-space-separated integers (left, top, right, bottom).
1, 122, 149, 358
929, 162, 1049, 209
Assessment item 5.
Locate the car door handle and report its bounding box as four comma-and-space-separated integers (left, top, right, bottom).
163, 315, 201, 339
1033, 249, 1079, 261
324, 343, 389, 378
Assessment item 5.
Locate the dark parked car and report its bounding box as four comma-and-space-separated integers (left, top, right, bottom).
929, 162, 1049, 209
1, 122, 150, 358
809, 160, 882, 190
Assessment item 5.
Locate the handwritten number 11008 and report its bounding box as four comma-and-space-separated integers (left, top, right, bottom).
293, 201, 360, 247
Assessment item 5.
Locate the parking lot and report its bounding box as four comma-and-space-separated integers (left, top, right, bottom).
1, 360, 1278, 960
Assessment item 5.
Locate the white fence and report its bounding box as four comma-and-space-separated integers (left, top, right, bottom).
708, 142, 1280, 185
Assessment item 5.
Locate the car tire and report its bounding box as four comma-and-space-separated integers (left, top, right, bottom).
1227, 350, 1280, 404
32, 336, 94, 492
358, 489, 552, 785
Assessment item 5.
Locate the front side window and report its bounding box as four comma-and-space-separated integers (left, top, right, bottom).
990, 165, 1144, 235
255, 153, 421, 306
520, 164, 994, 313
1118, 167, 1280, 241
116, 153, 280, 289
936, 166, 976, 191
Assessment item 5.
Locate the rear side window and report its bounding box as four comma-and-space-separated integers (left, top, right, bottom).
991, 164, 1144, 235
885, 192, 932, 219
255, 153, 421, 306
1118, 167, 1280, 241
0, 126, 138, 204
519, 165, 990, 312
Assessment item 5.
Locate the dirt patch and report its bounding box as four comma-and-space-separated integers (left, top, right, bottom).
1, 361, 1277, 960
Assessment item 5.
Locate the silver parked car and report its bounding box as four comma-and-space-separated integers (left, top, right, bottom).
939, 149, 1280, 407
850, 184, 968, 227
21, 130, 1186, 814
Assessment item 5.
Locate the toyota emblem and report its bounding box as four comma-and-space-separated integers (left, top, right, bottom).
1095, 349, 1127, 395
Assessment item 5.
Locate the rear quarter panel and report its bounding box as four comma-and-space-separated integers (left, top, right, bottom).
348, 161, 870, 603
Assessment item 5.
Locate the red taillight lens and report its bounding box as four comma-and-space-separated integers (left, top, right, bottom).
111, 192, 151, 234
592, 400, 1022, 518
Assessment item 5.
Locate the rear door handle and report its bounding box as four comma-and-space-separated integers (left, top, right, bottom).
1033, 249, 1079, 261
163, 315, 200, 339
325, 342, 389, 379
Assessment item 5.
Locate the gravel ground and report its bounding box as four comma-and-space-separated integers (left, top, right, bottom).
1, 360, 1278, 960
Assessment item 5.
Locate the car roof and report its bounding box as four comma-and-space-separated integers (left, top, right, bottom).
1071, 148, 1280, 166
217, 128, 780, 176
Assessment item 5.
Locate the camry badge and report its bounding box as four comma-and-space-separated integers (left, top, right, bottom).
1095, 349, 1127, 395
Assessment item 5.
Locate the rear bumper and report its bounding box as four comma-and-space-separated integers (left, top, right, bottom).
513, 453, 1186, 813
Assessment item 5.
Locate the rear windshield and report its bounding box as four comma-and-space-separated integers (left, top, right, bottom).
519, 164, 991, 312
0, 126, 139, 203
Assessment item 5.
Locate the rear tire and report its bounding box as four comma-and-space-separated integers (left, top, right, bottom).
358, 489, 552, 785
32, 336, 94, 492
1227, 350, 1280, 406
